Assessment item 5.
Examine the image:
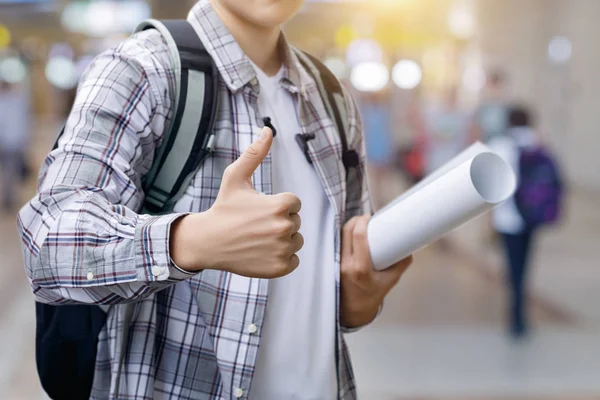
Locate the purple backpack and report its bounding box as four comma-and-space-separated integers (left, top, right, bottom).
515, 147, 564, 227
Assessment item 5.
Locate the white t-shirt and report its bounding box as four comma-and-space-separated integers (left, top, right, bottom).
488, 127, 537, 234
248, 64, 338, 399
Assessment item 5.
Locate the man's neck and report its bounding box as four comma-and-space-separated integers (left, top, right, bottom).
210, 0, 283, 76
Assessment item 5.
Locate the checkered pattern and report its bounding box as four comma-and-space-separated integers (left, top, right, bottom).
18, 1, 371, 398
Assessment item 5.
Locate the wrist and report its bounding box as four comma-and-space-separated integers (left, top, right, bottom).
340, 298, 381, 328
170, 212, 216, 272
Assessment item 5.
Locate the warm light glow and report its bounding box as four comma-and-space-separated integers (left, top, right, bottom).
351, 62, 389, 92
448, 3, 475, 39
335, 25, 357, 48
392, 60, 422, 90
0, 25, 11, 50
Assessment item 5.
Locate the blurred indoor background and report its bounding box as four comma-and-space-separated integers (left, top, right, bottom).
1, 0, 599, 399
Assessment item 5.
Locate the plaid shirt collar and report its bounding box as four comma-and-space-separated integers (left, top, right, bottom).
188, 0, 312, 94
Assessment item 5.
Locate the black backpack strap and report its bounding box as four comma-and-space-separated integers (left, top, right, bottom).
293, 49, 363, 220
135, 19, 220, 214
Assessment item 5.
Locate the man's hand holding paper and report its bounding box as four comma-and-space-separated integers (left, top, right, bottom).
368, 142, 517, 271
340, 215, 413, 329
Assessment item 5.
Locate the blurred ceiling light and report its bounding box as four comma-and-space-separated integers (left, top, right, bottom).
351, 62, 389, 92
86, 1, 119, 37
0, 24, 11, 50
462, 65, 486, 92
61, 2, 88, 34
346, 39, 383, 68
392, 60, 422, 90
46, 56, 78, 90
62, 1, 151, 37
448, 3, 475, 40
548, 36, 572, 65
0, 57, 27, 84
324, 57, 347, 79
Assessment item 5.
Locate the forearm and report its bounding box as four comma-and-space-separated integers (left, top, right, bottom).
19, 187, 194, 305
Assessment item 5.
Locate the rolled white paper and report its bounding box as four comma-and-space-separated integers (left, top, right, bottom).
368, 148, 517, 271
376, 142, 493, 216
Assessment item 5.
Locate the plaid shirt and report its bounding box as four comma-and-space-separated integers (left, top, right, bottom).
18, 1, 370, 399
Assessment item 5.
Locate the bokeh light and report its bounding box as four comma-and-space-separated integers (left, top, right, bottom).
0, 57, 27, 84
448, 3, 475, 40
548, 36, 572, 65
462, 65, 486, 92
351, 61, 389, 92
61, 0, 151, 37
45, 56, 78, 90
392, 60, 423, 90
0, 24, 11, 50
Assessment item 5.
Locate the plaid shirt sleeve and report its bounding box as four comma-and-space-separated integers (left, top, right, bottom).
17, 31, 195, 306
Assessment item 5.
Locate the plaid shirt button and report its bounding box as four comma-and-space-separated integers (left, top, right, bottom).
233, 388, 244, 398
151, 265, 163, 277
247, 324, 258, 334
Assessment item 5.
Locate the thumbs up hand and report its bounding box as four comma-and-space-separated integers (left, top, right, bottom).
170, 128, 304, 278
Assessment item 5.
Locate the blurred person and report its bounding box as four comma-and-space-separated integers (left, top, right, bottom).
17, 0, 414, 399
414, 86, 471, 176
0, 79, 30, 213
401, 90, 428, 185
488, 106, 563, 339
470, 70, 509, 144
360, 90, 396, 209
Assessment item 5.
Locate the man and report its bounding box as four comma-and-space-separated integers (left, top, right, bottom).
18, 0, 412, 398
488, 106, 542, 339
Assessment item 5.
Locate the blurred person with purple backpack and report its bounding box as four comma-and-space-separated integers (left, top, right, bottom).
488, 106, 564, 339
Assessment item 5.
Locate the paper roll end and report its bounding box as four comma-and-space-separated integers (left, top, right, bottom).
471, 152, 517, 204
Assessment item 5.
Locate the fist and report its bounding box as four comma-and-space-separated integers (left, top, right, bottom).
171, 128, 304, 278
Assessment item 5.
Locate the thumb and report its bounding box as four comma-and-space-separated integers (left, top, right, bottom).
224, 127, 273, 187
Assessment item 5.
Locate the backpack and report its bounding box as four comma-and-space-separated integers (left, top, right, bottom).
35, 20, 360, 400
515, 146, 564, 227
